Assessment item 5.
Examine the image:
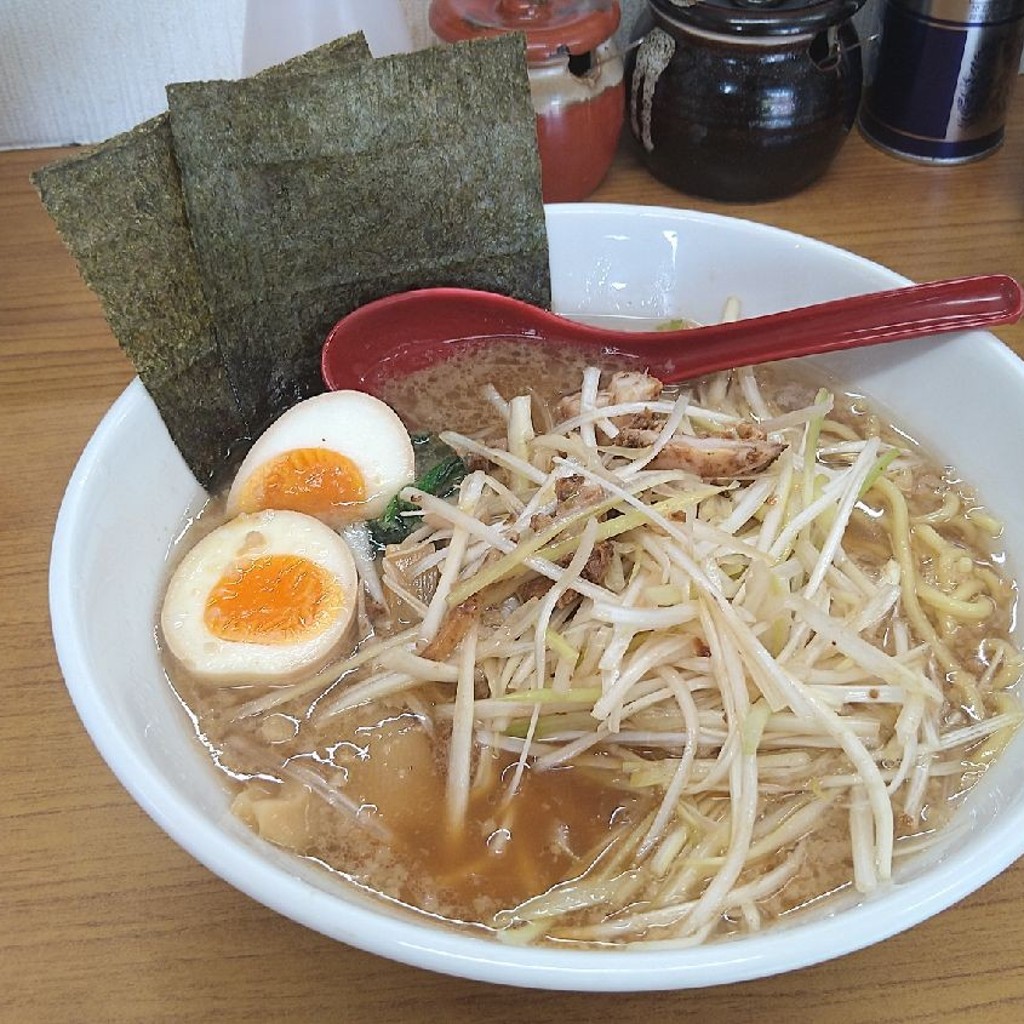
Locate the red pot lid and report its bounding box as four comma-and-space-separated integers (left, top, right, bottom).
429, 0, 620, 60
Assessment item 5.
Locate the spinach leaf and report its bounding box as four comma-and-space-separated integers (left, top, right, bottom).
368, 438, 467, 548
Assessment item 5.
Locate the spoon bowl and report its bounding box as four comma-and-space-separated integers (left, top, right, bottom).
321, 275, 1023, 393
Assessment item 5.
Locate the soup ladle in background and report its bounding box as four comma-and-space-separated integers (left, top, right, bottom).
320, 275, 1024, 393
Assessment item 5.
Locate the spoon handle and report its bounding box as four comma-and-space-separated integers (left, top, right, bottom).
630, 274, 1023, 381
321, 274, 1023, 393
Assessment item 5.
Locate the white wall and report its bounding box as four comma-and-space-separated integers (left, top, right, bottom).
0, 0, 438, 149
0, 0, 243, 148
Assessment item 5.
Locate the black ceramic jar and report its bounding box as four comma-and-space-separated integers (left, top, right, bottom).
626, 0, 865, 201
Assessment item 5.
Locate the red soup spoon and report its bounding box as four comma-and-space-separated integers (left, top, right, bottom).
321, 276, 1024, 394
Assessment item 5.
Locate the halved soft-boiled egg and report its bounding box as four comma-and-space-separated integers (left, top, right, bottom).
160, 509, 358, 685
226, 390, 415, 527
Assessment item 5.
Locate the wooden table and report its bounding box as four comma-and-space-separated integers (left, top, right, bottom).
3, 94, 1023, 1024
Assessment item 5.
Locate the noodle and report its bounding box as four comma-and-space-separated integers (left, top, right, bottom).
165, 352, 1024, 947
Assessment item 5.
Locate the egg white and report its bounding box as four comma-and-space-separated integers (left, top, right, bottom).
226, 390, 415, 526
160, 509, 358, 685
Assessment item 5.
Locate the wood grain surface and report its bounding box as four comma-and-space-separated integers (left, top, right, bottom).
2, 96, 1023, 1024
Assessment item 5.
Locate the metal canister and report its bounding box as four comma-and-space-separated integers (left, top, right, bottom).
859, 0, 1024, 162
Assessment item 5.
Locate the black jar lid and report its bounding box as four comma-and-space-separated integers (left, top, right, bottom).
649, 0, 863, 37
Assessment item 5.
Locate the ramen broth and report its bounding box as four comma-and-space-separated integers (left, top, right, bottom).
164, 339, 1022, 944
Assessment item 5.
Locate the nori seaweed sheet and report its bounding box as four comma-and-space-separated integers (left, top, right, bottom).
34, 32, 549, 487
31, 33, 373, 487
33, 115, 247, 487
167, 33, 549, 440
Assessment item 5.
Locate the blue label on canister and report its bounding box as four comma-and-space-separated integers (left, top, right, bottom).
860, 0, 1024, 162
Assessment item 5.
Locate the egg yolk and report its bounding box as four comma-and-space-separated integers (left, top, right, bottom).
204, 554, 343, 644
236, 448, 367, 519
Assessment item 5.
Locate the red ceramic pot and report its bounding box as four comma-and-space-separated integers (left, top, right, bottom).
430, 0, 626, 202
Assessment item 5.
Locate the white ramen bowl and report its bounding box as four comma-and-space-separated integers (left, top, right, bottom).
50, 205, 1024, 991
